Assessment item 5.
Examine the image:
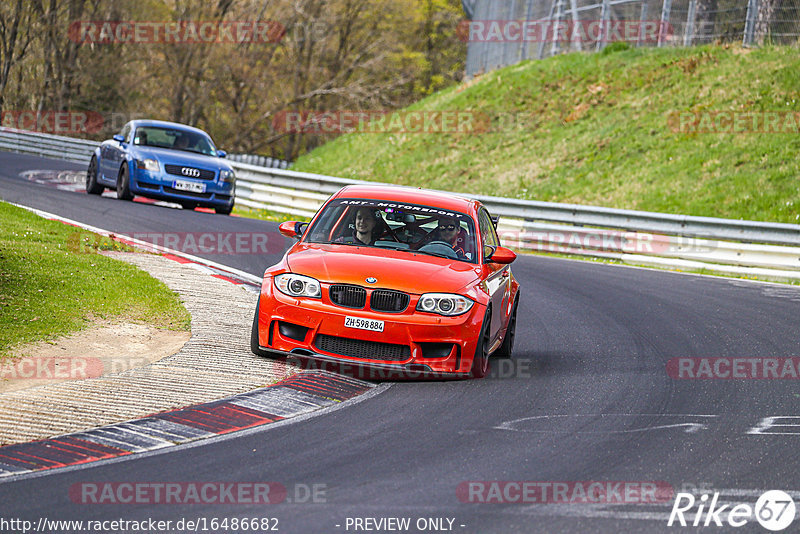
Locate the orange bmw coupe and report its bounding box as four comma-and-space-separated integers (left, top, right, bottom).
251, 185, 520, 378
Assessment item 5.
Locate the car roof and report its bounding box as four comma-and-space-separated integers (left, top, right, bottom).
129, 119, 211, 137
333, 184, 481, 214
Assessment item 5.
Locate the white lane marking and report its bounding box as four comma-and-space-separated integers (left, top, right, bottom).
748, 416, 800, 435
505, 488, 800, 522
494, 414, 718, 434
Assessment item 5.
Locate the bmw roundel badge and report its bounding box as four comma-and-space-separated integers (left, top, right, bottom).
366, 277, 377, 284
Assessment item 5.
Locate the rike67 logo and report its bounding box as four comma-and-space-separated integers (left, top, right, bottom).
668, 490, 796, 531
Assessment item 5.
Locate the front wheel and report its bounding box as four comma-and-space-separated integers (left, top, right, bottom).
470, 310, 492, 379
494, 297, 518, 359
116, 165, 133, 201
251, 300, 272, 357
86, 157, 103, 195
215, 204, 233, 215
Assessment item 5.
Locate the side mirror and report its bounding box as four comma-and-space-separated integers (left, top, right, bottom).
279, 221, 308, 239
486, 246, 516, 264
217, 150, 227, 158
113, 134, 125, 144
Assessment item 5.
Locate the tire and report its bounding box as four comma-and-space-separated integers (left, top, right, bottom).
251, 300, 272, 357
470, 310, 492, 379
86, 156, 103, 195
494, 296, 518, 359
116, 164, 133, 201
215, 203, 233, 215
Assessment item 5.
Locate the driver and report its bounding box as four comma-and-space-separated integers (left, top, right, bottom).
433, 216, 468, 257
336, 207, 379, 245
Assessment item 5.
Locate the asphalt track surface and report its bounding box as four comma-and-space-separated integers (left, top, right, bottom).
2, 151, 800, 533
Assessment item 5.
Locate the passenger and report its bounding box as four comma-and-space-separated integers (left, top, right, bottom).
338, 207, 379, 245
174, 134, 190, 150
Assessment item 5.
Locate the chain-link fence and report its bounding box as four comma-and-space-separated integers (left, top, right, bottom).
464, 0, 800, 76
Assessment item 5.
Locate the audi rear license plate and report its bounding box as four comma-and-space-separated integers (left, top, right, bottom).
173, 180, 205, 193
344, 316, 384, 332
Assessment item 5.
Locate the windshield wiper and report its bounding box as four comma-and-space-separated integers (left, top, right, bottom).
408, 248, 452, 259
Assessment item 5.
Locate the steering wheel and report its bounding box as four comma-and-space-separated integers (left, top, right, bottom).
418, 240, 458, 259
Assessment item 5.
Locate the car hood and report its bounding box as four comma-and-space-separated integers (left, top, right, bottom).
134, 146, 232, 171
285, 244, 481, 294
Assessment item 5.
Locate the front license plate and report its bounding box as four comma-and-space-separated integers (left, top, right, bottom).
173, 180, 206, 193
344, 316, 384, 332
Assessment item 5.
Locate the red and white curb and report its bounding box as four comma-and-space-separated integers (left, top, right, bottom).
2, 202, 382, 478
0, 371, 373, 478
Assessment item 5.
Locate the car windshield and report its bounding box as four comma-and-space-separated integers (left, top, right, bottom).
132, 126, 217, 156
305, 198, 477, 263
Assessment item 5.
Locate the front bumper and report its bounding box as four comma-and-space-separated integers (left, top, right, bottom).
256, 278, 485, 377
130, 167, 234, 207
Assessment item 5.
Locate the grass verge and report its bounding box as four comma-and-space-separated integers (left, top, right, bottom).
292, 44, 800, 224
0, 201, 191, 359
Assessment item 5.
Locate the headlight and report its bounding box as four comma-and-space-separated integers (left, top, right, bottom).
135, 158, 159, 172
275, 273, 321, 298
219, 169, 236, 184
416, 293, 474, 316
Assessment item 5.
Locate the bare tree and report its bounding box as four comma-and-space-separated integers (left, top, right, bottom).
754, 0, 783, 44
0, 0, 34, 113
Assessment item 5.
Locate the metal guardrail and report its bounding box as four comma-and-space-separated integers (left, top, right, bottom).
2, 127, 799, 279
230, 159, 800, 248
227, 153, 291, 170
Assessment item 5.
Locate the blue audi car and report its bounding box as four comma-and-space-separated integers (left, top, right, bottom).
86, 120, 236, 214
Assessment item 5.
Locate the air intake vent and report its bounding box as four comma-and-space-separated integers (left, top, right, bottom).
164, 165, 216, 180
370, 290, 410, 313
329, 285, 367, 309
315, 334, 411, 362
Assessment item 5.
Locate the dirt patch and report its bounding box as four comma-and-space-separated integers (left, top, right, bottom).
0, 321, 190, 393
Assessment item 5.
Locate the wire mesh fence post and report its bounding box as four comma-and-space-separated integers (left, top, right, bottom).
551, 0, 564, 56
596, 0, 611, 50
638, 1, 649, 47
684, 0, 697, 45
658, 0, 673, 46
538, 0, 557, 58
569, 0, 582, 51
743, 0, 759, 46
521, 0, 536, 60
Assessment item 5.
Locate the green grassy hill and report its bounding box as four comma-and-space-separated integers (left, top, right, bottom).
292, 44, 800, 224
